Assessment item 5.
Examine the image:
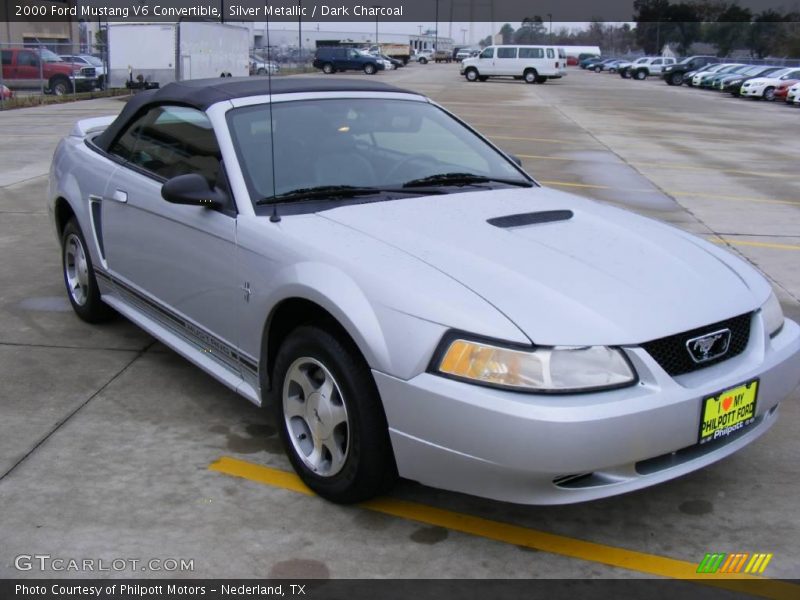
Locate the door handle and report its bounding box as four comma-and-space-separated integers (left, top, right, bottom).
109, 190, 128, 203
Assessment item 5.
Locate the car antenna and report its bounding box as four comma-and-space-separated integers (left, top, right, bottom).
265, 6, 281, 223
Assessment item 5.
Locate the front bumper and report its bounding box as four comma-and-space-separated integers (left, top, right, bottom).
375, 317, 800, 504
740, 85, 766, 97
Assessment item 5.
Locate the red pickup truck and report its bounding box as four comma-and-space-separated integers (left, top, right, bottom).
1, 48, 97, 95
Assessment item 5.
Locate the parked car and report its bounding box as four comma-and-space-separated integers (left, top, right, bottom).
433, 50, 453, 63
661, 55, 718, 86
774, 78, 800, 101
697, 64, 748, 88
376, 54, 402, 70
690, 63, 741, 87
455, 48, 477, 61
49, 77, 800, 505
740, 68, 800, 100
720, 66, 782, 95
312, 47, 384, 75
0, 47, 96, 95
604, 59, 630, 74
786, 82, 800, 104
580, 56, 604, 69
250, 55, 280, 75
460, 45, 562, 83
591, 58, 619, 72
413, 50, 433, 64
60, 54, 107, 89
621, 56, 677, 80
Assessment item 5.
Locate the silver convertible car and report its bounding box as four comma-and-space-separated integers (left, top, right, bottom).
49, 78, 800, 504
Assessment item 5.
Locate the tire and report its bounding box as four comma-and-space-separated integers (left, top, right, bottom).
50, 76, 71, 96
634, 70, 647, 80
523, 69, 538, 84
61, 218, 114, 323
669, 72, 683, 86
594, 66, 602, 73
96, 75, 105, 89
272, 325, 397, 504
322, 62, 335, 74
763, 87, 775, 101
465, 68, 479, 82
257, 68, 266, 75
419, 57, 427, 64
364, 63, 376, 75
620, 70, 630, 79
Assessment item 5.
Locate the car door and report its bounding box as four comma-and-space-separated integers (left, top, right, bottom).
100, 104, 241, 370
477, 47, 495, 74
1, 50, 15, 87
15, 50, 41, 89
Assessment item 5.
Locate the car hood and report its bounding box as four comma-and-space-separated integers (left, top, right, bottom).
744, 77, 779, 86
320, 188, 769, 346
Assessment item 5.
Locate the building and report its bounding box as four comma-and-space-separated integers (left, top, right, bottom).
1, 1, 80, 51
251, 26, 453, 54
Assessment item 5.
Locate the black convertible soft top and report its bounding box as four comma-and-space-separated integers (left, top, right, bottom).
94, 77, 421, 152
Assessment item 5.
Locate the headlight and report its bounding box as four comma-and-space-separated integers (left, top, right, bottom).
434, 337, 636, 393
761, 291, 784, 337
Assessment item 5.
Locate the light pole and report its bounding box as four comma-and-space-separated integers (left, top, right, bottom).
461, 28, 467, 44
298, 0, 302, 62
434, 0, 439, 55
547, 13, 552, 40
373, 5, 380, 47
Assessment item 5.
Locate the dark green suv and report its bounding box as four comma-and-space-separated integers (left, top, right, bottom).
313, 48, 385, 75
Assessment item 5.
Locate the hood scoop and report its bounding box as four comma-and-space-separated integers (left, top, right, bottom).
487, 210, 573, 229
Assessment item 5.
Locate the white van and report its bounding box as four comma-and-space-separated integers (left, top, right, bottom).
460, 45, 563, 83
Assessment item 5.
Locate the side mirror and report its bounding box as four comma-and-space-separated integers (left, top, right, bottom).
508, 154, 523, 167
161, 174, 226, 209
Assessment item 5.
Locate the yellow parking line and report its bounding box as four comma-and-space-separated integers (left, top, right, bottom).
709, 238, 800, 251
518, 154, 793, 179
539, 180, 800, 207
209, 456, 798, 599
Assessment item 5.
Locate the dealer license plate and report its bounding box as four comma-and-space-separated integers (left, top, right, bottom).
698, 379, 758, 444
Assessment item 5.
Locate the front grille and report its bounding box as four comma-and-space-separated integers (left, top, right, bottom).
81, 67, 96, 77
641, 313, 752, 376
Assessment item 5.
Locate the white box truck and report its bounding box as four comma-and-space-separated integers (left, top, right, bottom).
108, 22, 250, 88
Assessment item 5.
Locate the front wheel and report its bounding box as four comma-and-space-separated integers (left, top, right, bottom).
465, 68, 479, 82
634, 70, 647, 80
763, 87, 775, 101
50, 76, 72, 96
322, 63, 335, 74
419, 57, 428, 64
273, 326, 397, 503
364, 63, 377, 75
62, 219, 114, 323
620, 70, 631, 79
669, 72, 683, 86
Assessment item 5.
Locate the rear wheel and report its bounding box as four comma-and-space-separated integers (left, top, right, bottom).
465, 68, 479, 82
273, 325, 397, 504
620, 70, 631, 79
61, 218, 114, 323
364, 63, 377, 75
322, 62, 335, 74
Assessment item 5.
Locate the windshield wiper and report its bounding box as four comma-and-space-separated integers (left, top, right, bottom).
402, 172, 533, 189
255, 185, 432, 205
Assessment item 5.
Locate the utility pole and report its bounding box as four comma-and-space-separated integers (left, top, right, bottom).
372, 5, 380, 46
461, 28, 467, 44
547, 13, 552, 40
298, 0, 302, 61
434, 0, 439, 54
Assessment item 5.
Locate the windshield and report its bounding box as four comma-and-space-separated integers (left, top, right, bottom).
40, 49, 63, 62
84, 55, 103, 66
769, 68, 792, 78
228, 98, 530, 209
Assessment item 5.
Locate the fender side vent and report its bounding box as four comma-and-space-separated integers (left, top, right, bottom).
487, 210, 573, 228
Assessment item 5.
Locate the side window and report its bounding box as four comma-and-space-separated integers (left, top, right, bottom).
1, 50, 11, 66
110, 105, 222, 185
480, 48, 494, 59
546, 48, 555, 59
519, 47, 543, 59
497, 47, 517, 59
348, 49, 359, 59
652, 59, 663, 65
18, 51, 38, 67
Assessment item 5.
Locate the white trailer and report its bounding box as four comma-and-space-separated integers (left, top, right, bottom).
108, 22, 250, 88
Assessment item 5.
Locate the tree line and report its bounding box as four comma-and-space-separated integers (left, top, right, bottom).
480, 1, 800, 59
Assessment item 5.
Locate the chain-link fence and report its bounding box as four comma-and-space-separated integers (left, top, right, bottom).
0, 40, 113, 109
249, 45, 315, 75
